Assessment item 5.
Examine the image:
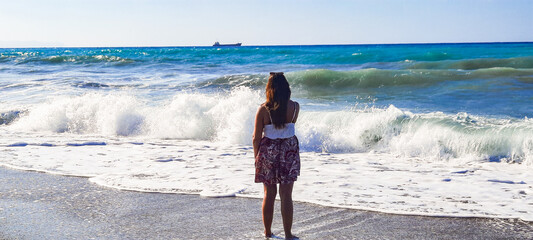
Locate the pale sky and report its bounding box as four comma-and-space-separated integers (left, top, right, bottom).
0, 0, 532, 48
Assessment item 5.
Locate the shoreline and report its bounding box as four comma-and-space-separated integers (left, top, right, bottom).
1, 166, 532, 239
3, 150, 531, 222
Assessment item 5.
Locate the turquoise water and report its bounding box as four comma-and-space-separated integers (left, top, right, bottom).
1, 43, 532, 117
1, 43, 532, 161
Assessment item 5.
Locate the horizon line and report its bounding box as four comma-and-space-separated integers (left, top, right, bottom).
1, 40, 532, 49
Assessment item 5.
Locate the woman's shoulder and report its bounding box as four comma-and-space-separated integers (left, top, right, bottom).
257, 103, 269, 114
289, 100, 299, 109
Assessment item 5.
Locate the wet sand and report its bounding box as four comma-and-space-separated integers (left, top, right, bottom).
1, 166, 531, 240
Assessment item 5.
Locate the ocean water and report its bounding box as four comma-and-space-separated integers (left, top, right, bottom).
1, 43, 532, 220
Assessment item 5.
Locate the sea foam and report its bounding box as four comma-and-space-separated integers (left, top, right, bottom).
6, 88, 533, 164
0, 136, 530, 221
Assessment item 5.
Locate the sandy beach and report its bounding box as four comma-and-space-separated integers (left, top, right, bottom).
2, 1, 533, 239
1, 166, 531, 240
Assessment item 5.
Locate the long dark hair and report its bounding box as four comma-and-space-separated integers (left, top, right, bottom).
265, 72, 291, 129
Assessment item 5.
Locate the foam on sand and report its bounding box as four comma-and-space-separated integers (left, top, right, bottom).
0, 133, 531, 221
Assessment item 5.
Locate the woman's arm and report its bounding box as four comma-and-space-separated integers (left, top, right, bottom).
293, 101, 300, 123
253, 106, 265, 158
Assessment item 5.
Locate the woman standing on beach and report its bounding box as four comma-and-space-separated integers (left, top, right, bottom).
253, 72, 300, 239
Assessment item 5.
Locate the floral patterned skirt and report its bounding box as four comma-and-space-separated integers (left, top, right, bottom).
255, 136, 300, 185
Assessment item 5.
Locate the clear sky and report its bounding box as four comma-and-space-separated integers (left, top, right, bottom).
1, 0, 532, 47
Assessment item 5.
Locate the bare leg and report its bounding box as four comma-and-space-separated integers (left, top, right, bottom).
263, 183, 277, 237
279, 182, 296, 239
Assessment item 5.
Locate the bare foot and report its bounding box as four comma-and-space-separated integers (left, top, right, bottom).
265, 233, 284, 239
285, 234, 299, 240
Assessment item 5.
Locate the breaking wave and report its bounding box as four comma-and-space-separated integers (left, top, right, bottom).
197, 67, 533, 94
5, 88, 532, 165
407, 57, 533, 70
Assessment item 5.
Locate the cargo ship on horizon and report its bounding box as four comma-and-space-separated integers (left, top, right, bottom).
213, 42, 242, 47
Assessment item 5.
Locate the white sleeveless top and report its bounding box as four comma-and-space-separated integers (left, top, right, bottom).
264, 123, 296, 139
263, 103, 297, 139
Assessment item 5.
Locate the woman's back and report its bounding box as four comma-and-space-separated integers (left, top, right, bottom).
263, 100, 298, 139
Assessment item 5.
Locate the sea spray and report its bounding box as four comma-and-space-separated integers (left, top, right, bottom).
145, 87, 263, 142
9, 88, 263, 142
298, 107, 533, 164
10, 94, 145, 135
6, 89, 533, 164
